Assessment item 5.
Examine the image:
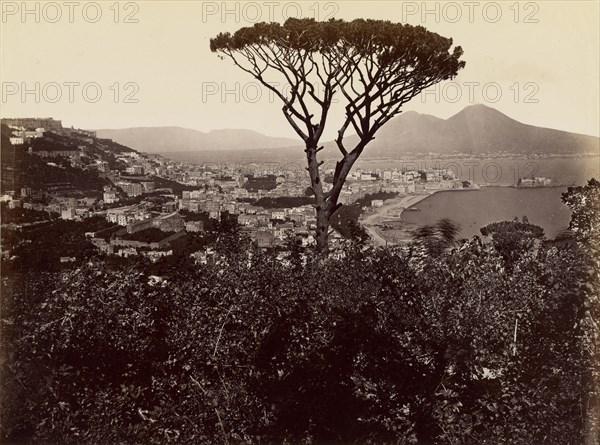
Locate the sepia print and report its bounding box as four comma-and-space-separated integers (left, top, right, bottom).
1, 1, 599, 444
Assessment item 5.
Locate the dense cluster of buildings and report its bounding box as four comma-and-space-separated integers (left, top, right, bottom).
2, 117, 471, 258
3, 117, 97, 148
2, 150, 463, 246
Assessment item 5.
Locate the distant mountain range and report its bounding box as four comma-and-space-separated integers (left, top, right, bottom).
95, 127, 298, 153
356, 104, 599, 156
97, 105, 599, 160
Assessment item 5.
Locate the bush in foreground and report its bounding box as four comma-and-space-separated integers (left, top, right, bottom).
1, 180, 599, 444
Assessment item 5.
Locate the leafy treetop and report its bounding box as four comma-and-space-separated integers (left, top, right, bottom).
210, 18, 464, 149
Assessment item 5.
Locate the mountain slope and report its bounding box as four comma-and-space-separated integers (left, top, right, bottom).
95, 127, 298, 153
361, 105, 599, 156
97, 105, 599, 159
1, 127, 108, 193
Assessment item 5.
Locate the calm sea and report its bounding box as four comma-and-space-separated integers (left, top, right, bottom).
400, 187, 572, 239
164, 152, 599, 187
356, 157, 600, 186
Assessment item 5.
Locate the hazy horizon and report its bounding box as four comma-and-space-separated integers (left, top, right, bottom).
4, 104, 599, 141
89, 104, 600, 139
2, 1, 599, 139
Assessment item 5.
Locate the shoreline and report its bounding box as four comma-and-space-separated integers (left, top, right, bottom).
359, 185, 569, 246
398, 185, 568, 220
360, 191, 442, 246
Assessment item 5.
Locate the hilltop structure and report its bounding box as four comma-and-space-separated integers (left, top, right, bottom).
1, 117, 63, 131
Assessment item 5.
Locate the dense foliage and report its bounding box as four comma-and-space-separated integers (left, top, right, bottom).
354, 191, 399, 208
562, 178, 600, 253
237, 196, 315, 209
480, 218, 545, 268
1, 216, 115, 273
330, 204, 369, 242
1, 181, 598, 444
119, 227, 176, 243
243, 175, 278, 192
0, 133, 108, 193
0, 203, 58, 225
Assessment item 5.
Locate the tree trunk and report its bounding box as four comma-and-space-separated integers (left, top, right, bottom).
305, 140, 331, 253
305, 139, 363, 253
315, 202, 330, 253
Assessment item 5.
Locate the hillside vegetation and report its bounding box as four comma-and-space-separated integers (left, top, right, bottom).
1, 180, 598, 444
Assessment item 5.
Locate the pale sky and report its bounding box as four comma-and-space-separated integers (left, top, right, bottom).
1, 1, 599, 140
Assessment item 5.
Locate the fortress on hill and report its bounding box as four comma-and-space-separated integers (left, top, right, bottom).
1, 117, 63, 131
